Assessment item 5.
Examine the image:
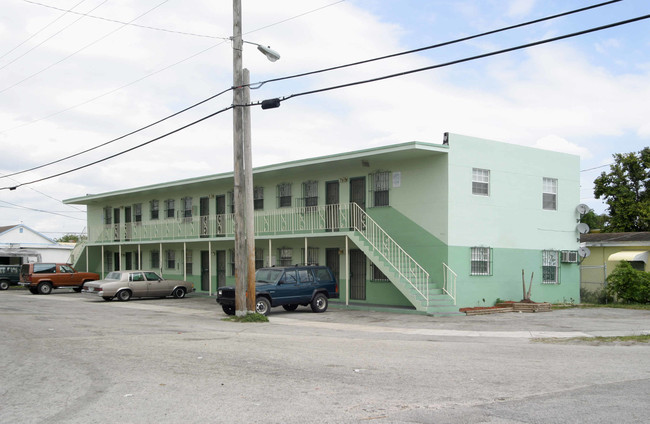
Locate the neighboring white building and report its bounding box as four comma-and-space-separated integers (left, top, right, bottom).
0, 224, 73, 265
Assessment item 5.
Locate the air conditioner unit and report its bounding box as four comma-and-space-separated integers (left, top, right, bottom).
561, 250, 578, 263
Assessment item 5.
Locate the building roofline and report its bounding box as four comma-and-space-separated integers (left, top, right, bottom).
64, 141, 448, 204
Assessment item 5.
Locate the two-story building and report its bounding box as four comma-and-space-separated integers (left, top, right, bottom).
64, 133, 581, 314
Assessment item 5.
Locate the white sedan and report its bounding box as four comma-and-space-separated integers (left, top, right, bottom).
82, 270, 194, 301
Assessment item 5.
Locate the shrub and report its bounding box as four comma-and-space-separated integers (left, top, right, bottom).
606, 261, 650, 303
580, 287, 614, 304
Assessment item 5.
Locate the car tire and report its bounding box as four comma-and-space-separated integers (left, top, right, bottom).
0, 280, 9, 290
29, 287, 39, 294
282, 304, 299, 312
38, 282, 53, 295
116, 290, 132, 302
222, 305, 235, 315
102, 296, 112, 301
310, 293, 328, 313
255, 297, 271, 316
172, 287, 186, 299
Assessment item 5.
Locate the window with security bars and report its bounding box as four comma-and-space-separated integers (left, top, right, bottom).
229, 249, 235, 276
166, 250, 176, 269
133, 203, 142, 224
277, 183, 292, 208
543, 178, 557, 210
300, 247, 319, 265
103, 207, 112, 225
104, 251, 113, 273
164, 199, 175, 219
185, 250, 192, 275
302, 180, 318, 207
150, 200, 159, 220
278, 247, 293, 266
182, 197, 192, 221
371, 171, 390, 207
472, 168, 490, 196
254, 187, 264, 210
255, 248, 264, 269
470, 247, 492, 276
542, 250, 559, 284
228, 191, 235, 214
371, 263, 389, 281
151, 250, 160, 269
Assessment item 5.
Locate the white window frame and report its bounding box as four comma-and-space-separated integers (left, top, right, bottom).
543, 178, 558, 210
472, 168, 490, 196
470, 247, 492, 276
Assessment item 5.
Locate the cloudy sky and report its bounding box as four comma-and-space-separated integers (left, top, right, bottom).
1, 0, 649, 238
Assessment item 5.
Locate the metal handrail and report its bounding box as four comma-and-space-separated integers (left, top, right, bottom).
442, 262, 457, 305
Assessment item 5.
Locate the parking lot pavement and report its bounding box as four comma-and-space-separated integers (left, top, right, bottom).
2, 289, 649, 424
27, 290, 650, 339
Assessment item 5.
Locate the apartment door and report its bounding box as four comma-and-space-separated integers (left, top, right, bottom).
326, 181, 339, 231
125, 252, 132, 270
124, 206, 132, 241
349, 249, 366, 300
201, 250, 210, 291
200, 197, 210, 238
326, 248, 340, 285
215, 195, 226, 237
113, 208, 120, 241
349, 177, 366, 231
113, 252, 120, 271
216, 250, 226, 289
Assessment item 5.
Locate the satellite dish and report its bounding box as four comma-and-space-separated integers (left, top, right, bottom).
577, 223, 590, 234
576, 204, 591, 215
578, 246, 591, 258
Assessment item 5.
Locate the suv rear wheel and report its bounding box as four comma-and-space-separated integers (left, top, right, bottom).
310, 293, 328, 313
0, 280, 9, 290
38, 282, 53, 295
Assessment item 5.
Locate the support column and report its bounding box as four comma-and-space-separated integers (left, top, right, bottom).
345, 236, 349, 306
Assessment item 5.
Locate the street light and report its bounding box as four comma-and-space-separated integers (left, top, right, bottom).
232, 0, 280, 316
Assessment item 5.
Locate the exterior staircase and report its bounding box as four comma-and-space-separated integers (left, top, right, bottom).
348, 204, 459, 315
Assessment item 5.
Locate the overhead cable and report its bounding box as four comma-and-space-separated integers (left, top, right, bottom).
0, 88, 233, 179
248, 0, 622, 88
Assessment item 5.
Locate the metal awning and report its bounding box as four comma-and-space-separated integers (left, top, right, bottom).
608, 251, 649, 263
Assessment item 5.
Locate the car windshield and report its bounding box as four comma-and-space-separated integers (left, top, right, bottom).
105, 272, 122, 280
255, 269, 283, 284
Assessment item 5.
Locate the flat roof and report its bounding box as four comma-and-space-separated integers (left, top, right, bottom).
64, 141, 448, 205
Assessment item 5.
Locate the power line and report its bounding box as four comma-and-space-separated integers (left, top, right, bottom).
0, 200, 85, 220
22, 0, 228, 40
274, 14, 650, 105
0, 0, 170, 95
0, 88, 233, 179
244, 0, 347, 36
1, 0, 622, 172
248, 0, 622, 89
1, 1, 109, 72
581, 163, 612, 172
0, 105, 234, 191
0, 0, 88, 62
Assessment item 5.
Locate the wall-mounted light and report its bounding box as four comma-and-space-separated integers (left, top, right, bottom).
339, 177, 348, 183
362, 160, 370, 167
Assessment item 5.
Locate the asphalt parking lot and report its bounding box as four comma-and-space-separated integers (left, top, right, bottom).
1, 289, 649, 423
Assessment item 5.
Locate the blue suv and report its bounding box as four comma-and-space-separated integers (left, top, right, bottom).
217, 266, 339, 316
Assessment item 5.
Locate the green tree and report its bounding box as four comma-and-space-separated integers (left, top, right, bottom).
56, 234, 80, 243
593, 147, 650, 232
580, 210, 607, 232
606, 261, 650, 303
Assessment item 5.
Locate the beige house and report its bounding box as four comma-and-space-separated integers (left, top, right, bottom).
580, 232, 650, 293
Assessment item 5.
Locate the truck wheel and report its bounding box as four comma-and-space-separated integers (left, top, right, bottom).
116, 290, 132, 301
222, 305, 235, 315
255, 297, 271, 316
310, 293, 328, 313
0, 280, 9, 290
38, 282, 53, 295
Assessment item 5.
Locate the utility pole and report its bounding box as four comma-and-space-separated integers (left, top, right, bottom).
232, 0, 247, 316
243, 68, 256, 313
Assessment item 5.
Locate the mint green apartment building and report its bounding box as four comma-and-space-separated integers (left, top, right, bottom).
65, 133, 581, 314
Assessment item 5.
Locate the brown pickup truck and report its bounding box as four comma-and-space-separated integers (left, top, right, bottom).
19, 263, 100, 295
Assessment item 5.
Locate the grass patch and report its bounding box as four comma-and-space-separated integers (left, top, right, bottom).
575, 303, 650, 311
534, 334, 650, 345
222, 313, 269, 323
